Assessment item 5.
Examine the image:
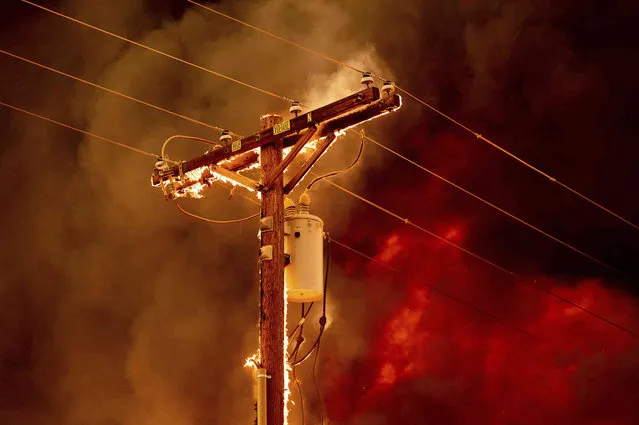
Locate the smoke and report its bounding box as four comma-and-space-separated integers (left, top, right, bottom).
0, 0, 396, 424
1, 0, 638, 424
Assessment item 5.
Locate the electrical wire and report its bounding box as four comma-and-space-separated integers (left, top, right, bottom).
359, 133, 625, 276
315, 235, 330, 425
394, 85, 639, 232
306, 130, 365, 190
21, 0, 296, 104
175, 202, 259, 224
29, 0, 639, 234
0, 49, 241, 137
186, 0, 639, 233
315, 175, 517, 276
312, 337, 324, 425
6, 34, 633, 338
11, 7, 627, 278
5, 44, 621, 280
0, 100, 159, 159
161, 134, 220, 161
289, 302, 314, 340
329, 238, 396, 272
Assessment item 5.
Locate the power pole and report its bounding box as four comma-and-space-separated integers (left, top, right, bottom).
258, 113, 286, 425
151, 82, 401, 425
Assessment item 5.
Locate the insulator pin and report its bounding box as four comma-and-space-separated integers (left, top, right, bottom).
219, 129, 232, 144
360, 72, 374, 88
381, 80, 395, 96
289, 101, 302, 117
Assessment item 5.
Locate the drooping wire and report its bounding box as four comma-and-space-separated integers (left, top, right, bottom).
22, 0, 296, 104
0, 49, 242, 137
161, 134, 220, 161
175, 202, 259, 224
186, 0, 639, 233
306, 130, 365, 190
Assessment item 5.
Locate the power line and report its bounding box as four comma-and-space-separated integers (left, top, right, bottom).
0, 49, 241, 137
312, 177, 636, 337
358, 132, 624, 276
0, 100, 157, 159
6, 17, 634, 336
8, 48, 631, 334
329, 238, 396, 272
188, 0, 639, 233
8, 99, 634, 338
175, 202, 259, 224
317, 176, 517, 276
21, 0, 295, 104
3, 47, 619, 278
395, 86, 639, 232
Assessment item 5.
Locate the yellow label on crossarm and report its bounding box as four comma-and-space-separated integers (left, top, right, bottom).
273, 120, 291, 135
231, 140, 242, 152
307, 112, 312, 122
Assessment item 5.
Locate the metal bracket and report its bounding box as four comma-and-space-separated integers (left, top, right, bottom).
259, 245, 273, 261
260, 216, 273, 232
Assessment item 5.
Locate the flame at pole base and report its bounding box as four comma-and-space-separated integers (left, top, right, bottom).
284, 286, 291, 425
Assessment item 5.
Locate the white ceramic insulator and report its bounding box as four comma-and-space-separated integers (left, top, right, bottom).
284, 213, 324, 303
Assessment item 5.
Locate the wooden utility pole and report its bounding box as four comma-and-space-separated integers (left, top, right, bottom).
151, 85, 401, 425
258, 114, 286, 425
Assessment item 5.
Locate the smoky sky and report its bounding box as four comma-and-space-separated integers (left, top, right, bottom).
1, 1, 639, 425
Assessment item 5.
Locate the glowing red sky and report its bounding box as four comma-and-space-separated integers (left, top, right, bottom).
323, 223, 638, 424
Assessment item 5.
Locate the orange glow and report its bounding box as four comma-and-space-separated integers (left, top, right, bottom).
244, 352, 261, 369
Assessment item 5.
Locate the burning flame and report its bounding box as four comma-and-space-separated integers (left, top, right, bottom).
244, 352, 261, 369
283, 283, 291, 425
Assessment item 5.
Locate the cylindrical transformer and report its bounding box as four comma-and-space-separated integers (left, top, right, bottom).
284, 207, 324, 303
